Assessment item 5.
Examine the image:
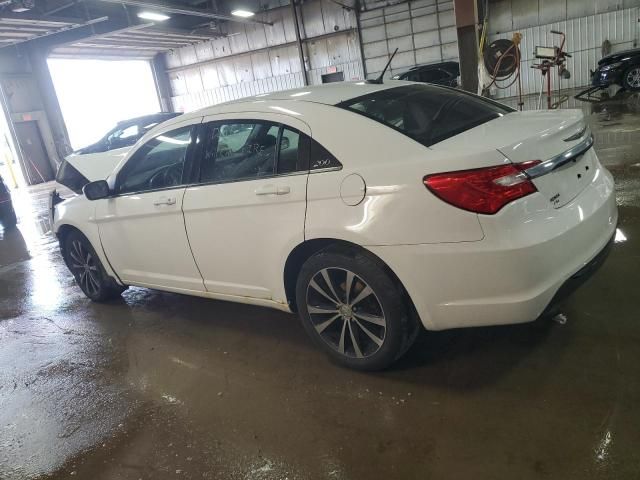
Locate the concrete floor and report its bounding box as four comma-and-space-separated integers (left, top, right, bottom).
1, 91, 640, 480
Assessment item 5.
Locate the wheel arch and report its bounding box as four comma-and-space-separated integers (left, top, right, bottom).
283, 238, 421, 324
56, 223, 84, 267
55, 222, 123, 285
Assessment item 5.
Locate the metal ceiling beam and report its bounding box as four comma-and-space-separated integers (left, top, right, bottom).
74, 42, 163, 49
0, 32, 42, 37
0, 12, 87, 25
50, 49, 154, 59
0, 15, 108, 49
128, 26, 220, 39
104, 34, 193, 43
52, 21, 151, 48
43, 1, 78, 16
92, 0, 273, 26
115, 32, 210, 42
78, 37, 192, 47
0, 26, 56, 33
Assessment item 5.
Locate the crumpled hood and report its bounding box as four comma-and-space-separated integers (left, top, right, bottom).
65, 146, 130, 182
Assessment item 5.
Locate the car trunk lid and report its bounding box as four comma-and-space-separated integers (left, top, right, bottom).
432, 109, 595, 209
496, 110, 595, 209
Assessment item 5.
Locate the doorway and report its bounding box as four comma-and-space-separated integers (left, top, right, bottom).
321, 71, 345, 83
47, 59, 161, 151
13, 121, 54, 185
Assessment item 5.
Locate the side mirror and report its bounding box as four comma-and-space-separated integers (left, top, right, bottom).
83, 180, 110, 201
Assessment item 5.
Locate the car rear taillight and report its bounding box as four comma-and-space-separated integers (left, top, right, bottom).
423, 161, 541, 214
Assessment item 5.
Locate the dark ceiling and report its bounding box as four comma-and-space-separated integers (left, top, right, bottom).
0, 0, 274, 59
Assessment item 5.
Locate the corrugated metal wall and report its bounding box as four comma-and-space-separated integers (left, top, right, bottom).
488, 0, 640, 98
360, 0, 459, 78
489, 0, 640, 33
165, 0, 363, 112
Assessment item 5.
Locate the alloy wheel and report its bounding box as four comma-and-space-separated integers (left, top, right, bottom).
306, 267, 386, 358
68, 240, 101, 296
627, 67, 640, 88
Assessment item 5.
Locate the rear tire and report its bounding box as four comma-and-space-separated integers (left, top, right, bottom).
63, 230, 126, 302
623, 66, 640, 92
296, 248, 419, 371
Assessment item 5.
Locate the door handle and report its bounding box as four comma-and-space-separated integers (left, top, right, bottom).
153, 197, 177, 206
255, 185, 277, 196
255, 185, 290, 196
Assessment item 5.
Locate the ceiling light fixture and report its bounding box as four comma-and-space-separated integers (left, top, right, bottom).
137, 11, 170, 21
231, 9, 255, 17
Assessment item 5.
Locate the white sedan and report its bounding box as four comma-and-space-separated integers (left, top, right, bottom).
52, 81, 617, 370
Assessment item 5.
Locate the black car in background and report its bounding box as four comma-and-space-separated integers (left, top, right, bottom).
0, 173, 17, 229
592, 48, 640, 91
74, 112, 181, 155
391, 61, 460, 87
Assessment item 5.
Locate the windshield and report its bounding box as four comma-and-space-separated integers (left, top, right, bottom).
338, 84, 513, 147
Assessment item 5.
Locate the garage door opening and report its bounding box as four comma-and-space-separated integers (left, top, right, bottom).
47, 59, 161, 151
0, 104, 23, 188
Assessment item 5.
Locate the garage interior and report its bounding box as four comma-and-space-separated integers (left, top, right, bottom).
1, 0, 639, 478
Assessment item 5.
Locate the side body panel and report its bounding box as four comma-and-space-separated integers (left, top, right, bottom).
182, 112, 311, 305
369, 156, 617, 330
95, 187, 205, 291
53, 195, 121, 283
94, 117, 206, 292
302, 103, 487, 246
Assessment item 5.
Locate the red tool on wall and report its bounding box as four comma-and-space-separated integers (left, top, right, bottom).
532, 30, 572, 109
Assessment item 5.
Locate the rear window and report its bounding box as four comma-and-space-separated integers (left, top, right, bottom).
338, 84, 513, 147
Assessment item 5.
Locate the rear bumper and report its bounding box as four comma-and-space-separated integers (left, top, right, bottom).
539, 232, 614, 318
368, 163, 617, 331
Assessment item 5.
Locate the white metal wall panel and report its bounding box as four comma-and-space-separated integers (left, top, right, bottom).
360, 0, 459, 79
200, 64, 221, 90
489, 6, 640, 98
264, 10, 288, 45
195, 42, 214, 62
300, 0, 325, 37
489, 0, 640, 33
251, 51, 273, 79
166, 0, 364, 111
212, 37, 232, 58
227, 24, 250, 54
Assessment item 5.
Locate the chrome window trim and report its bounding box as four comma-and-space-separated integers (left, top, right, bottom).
309, 166, 343, 174
525, 134, 594, 179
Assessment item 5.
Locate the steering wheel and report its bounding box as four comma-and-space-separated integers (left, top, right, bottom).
148, 163, 182, 190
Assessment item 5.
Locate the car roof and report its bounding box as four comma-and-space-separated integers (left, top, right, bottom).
600, 47, 640, 62
407, 61, 459, 72
164, 81, 415, 126
115, 112, 180, 127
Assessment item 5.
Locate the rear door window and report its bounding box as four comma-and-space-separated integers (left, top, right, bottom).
199, 122, 309, 183
278, 127, 301, 174
309, 139, 341, 170
200, 122, 278, 183
339, 84, 513, 147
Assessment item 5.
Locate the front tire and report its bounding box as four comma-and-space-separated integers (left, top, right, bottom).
623, 66, 640, 91
296, 248, 419, 371
63, 230, 125, 302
